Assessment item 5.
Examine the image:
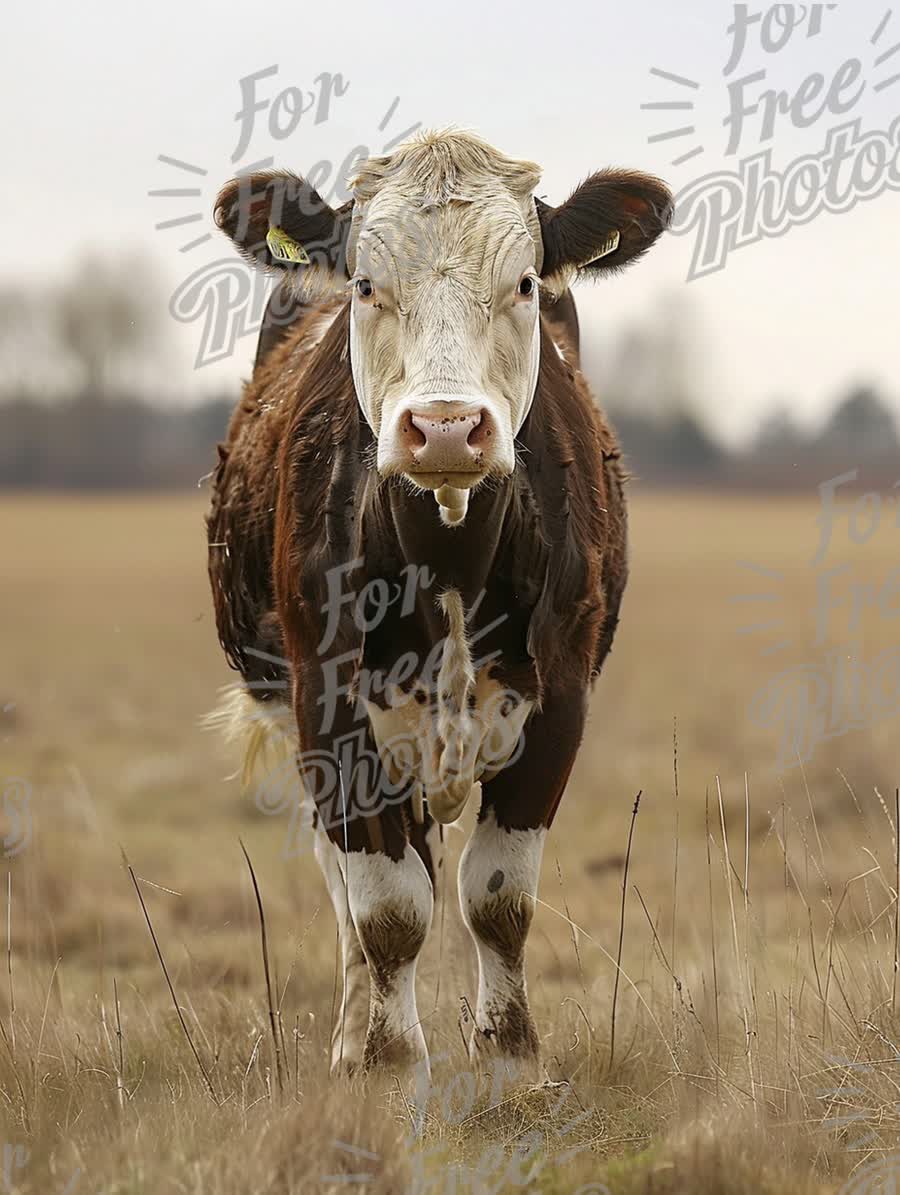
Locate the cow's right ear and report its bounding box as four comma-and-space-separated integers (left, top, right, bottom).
214, 171, 351, 291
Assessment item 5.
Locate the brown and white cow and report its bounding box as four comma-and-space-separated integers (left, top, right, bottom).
207, 131, 671, 1079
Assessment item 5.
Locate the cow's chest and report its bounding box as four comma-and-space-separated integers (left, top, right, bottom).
356, 583, 537, 822
363, 664, 533, 822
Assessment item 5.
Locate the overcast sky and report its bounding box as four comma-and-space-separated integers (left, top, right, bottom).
3, 0, 898, 441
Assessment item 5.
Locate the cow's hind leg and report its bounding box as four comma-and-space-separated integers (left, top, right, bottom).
313, 827, 370, 1074
206, 688, 373, 1069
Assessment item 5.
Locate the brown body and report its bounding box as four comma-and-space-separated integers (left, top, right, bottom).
207, 129, 669, 1075
207, 292, 626, 1066
208, 295, 626, 840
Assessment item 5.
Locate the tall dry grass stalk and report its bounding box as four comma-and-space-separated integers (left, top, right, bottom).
240, 839, 285, 1097
126, 860, 218, 1103
608, 790, 641, 1072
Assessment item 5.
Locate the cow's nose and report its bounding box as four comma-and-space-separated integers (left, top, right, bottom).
399, 402, 493, 472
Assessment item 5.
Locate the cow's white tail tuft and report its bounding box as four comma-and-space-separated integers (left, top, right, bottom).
201, 684, 296, 789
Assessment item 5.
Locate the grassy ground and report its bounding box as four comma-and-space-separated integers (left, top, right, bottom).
1, 490, 899, 1193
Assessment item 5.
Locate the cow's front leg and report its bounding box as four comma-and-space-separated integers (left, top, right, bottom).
459, 690, 586, 1079
345, 841, 434, 1073
459, 809, 544, 1076
294, 640, 435, 1074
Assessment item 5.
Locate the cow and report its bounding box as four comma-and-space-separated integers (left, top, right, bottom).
206, 130, 672, 1080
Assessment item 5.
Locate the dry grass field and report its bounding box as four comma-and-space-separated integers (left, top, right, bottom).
1, 489, 899, 1194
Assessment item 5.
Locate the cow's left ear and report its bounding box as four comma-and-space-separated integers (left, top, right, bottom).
536, 170, 673, 291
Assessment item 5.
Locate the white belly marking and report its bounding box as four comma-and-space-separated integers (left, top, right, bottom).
364, 666, 531, 822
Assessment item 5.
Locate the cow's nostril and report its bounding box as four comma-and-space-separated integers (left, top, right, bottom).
466, 410, 491, 449
403, 414, 428, 451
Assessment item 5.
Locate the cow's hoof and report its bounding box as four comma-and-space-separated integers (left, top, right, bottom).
330, 1056, 362, 1079
363, 1020, 430, 1076
469, 1024, 541, 1085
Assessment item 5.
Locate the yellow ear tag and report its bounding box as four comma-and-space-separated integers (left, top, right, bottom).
582, 230, 620, 267
266, 226, 310, 264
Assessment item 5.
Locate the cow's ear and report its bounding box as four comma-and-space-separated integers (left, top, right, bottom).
214, 171, 351, 293
536, 170, 673, 292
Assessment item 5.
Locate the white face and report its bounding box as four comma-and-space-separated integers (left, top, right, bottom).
347, 156, 543, 493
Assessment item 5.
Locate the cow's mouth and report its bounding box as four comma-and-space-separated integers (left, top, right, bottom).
403, 468, 488, 491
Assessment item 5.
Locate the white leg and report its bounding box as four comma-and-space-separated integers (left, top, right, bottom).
425, 819, 446, 926
313, 828, 370, 1073
424, 819, 449, 1012
458, 809, 545, 1077
212, 691, 371, 1074
344, 844, 434, 1072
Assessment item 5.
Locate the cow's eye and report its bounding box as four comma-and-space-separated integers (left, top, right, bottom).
356, 277, 375, 300
516, 275, 536, 299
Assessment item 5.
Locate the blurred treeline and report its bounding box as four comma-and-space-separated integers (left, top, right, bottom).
1, 256, 897, 490
0, 254, 232, 489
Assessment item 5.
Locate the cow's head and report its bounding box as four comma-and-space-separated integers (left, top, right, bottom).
215, 131, 671, 517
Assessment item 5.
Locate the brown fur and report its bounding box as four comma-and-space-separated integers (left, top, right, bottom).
537, 169, 673, 280
205, 135, 674, 1079
207, 290, 627, 845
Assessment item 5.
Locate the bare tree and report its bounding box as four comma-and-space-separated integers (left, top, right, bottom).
53, 251, 166, 395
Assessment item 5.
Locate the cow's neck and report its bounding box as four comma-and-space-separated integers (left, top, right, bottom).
386, 480, 512, 632
358, 475, 534, 823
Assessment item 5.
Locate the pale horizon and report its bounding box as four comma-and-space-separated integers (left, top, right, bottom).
3, 0, 898, 445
